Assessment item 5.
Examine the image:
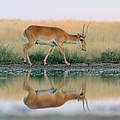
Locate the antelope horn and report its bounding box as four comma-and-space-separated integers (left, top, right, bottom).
82, 24, 85, 33
85, 24, 90, 36
80, 82, 90, 111
85, 97, 90, 111
82, 98, 86, 111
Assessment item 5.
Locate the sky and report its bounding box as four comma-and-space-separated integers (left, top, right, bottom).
0, 0, 120, 21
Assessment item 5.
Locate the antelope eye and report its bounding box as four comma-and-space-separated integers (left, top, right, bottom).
80, 39, 83, 41
80, 93, 83, 96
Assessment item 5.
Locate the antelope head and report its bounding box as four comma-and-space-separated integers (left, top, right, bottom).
77, 83, 90, 111
77, 24, 89, 51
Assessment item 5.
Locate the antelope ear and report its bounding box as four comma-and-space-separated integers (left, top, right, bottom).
77, 33, 80, 38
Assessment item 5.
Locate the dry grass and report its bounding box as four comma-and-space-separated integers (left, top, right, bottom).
0, 19, 120, 58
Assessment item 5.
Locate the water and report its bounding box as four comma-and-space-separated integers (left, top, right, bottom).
0, 67, 120, 120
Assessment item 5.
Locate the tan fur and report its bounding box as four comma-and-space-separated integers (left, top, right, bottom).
24, 25, 88, 65
24, 70, 89, 110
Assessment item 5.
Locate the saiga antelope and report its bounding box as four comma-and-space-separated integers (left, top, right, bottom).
24, 70, 89, 110
23, 24, 89, 65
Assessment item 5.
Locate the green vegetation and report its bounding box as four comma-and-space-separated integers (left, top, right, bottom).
0, 46, 119, 65
29, 48, 88, 64
92, 49, 120, 63
0, 46, 22, 64
0, 20, 120, 57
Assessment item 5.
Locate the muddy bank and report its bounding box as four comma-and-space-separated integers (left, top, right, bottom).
0, 63, 120, 72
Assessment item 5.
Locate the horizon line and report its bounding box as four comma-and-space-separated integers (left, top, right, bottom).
0, 18, 120, 23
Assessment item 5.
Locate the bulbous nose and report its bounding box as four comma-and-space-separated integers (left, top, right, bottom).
82, 48, 86, 51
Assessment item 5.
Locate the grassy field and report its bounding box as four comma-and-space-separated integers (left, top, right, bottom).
0, 19, 120, 64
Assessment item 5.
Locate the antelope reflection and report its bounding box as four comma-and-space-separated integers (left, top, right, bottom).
24, 70, 89, 110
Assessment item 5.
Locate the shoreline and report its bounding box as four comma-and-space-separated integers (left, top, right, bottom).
0, 63, 120, 71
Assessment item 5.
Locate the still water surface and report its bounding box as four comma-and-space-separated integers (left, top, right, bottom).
0, 68, 120, 120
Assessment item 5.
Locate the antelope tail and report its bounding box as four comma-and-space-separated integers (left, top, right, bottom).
24, 29, 27, 38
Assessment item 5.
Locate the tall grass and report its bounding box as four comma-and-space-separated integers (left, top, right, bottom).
0, 19, 120, 64
30, 48, 120, 64
0, 20, 120, 57
0, 45, 120, 65
30, 48, 88, 64
92, 49, 120, 63
0, 46, 22, 64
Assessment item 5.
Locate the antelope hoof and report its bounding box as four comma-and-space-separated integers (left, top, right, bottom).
30, 64, 32, 67
28, 62, 32, 66
44, 63, 48, 66
67, 63, 71, 66
23, 58, 26, 64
